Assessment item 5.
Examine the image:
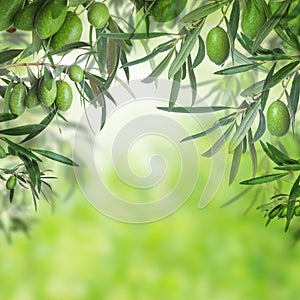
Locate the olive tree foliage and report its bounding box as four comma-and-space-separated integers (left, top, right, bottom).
0, 0, 300, 238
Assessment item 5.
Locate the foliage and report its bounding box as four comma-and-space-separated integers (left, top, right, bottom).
0, 0, 299, 237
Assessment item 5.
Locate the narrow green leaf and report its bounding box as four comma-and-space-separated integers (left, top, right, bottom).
253, 109, 266, 142
229, 101, 260, 152
96, 28, 107, 72
169, 67, 182, 109
261, 63, 276, 111
0, 124, 46, 136
32, 149, 79, 167
142, 49, 174, 83
48, 42, 89, 55
96, 32, 176, 40
260, 140, 282, 165
168, 25, 202, 78
274, 165, 300, 171
240, 172, 289, 185
187, 55, 197, 105
21, 110, 57, 143
192, 36, 205, 69
290, 72, 300, 117
0, 113, 17, 122
248, 129, 257, 176
4, 139, 42, 162
120, 50, 130, 82
202, 123, 235, 158
252, 1, 291, 52
3, 81, 13, 113
157, 106, 237, 113
229, 0, 240, 42
181, 0, 231, 24
229, 140, 243, 185
214, 63, 261, 75
266, 142, 297, 165
248, 54, 292, 61
0, 49, 22, 65
286, 175, 300, 231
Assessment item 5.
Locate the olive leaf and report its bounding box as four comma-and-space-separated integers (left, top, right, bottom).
0, 49, 22, 65
286, 175, 300, 232
169, 67, 182, 109
253, 109, 266, 142
168, 24, 202, 78
187, 55, 197, 105
96, 32, 176, 40
157, 106, 237, 113
240, 172, 289, 185
0, 113, 17, 122
248, 129, 257, 176
192, 36, 205, 69
229, 140, 243, 185
214, 63, 262, 75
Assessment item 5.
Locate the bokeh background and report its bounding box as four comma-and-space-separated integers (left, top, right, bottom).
1, 1, 300, 299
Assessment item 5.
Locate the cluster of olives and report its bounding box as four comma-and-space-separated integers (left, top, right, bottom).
205, 0, 300, 66
8, 65, 84, 116
267, 201, 300, 225
0, 0, 110, 50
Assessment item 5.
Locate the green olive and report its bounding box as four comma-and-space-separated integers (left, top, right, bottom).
149, 0, 187, 23
294, 206, 300, 216
206, 27, 230, 65
9, 83, 26, 116
0, 145, 7, 158
268, 204, 282, 219
242, 0, 267, 39
25, 82, 40, 108
0, 0, 24, 31
87, 2, 109, 29
39, 78, 57, 107
14, 0, 44, 31
6, 175, 17, 190
35, 0, 67, 39
51, 15, 82, 51
267, 100, 290, 137
55, 81, 73, 111
68, 65, 84, 82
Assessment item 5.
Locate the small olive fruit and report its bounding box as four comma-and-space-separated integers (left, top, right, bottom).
35, 0, 67, 39
88, 2, 109, 29
206, 27, 230, 65
6, 175, 17, 190
39, 78, 57, 107
294, 206, 300, 216
25, 82, 40, 108
0, 0, 24, 31
267, 100, 290, 137
14, 0, 44, 31
51, 15, 83, 51
9, 83, 26, 116
242, 0, 267, 39
55, 81, 73, 111
149, 0, 187, 23
68, 65, 84, 82
0, 145, 7, 159
268, 204, 282, 219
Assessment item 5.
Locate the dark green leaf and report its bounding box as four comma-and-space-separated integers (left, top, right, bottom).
3, 139, 42, 162
274, 165, 300, 171
261, 63, 276, 111
0, 124, 46, 136
21, 110, 57, 143
240, 172, 289, 185
32, 149, 79, 167
229, 0, 240, 42
0, 113, 17, 122
248, 54, 292, 61
48, 42, 89, 55
96, 28, 107, 73
290, 72, 300, 123
266, 142, 297, 165
0, 49, 22, 65
120, 50, 130, 82
286, 175, 300, 231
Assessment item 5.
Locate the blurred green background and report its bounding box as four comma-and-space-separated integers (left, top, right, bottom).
1, 1, 300, 300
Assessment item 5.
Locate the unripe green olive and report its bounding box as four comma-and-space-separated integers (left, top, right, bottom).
242, 0, 267, 39
51, 15, 83, 51
87, 2, 109, 29
6, 175, 16, 190
9, 83, 26, 116
294, 205, 300, 216
206, 27, 230, 65
278, 206, 287, 218
55, 81, 73, 111
25, 82, 40, 108
68, 65, 84, 82
14, 0, 44, 31
0, 145, 7, 158
268, 204, 282, 219
149, 0, 187, 23
35, 0, 67, 39
39, 78, 57, 107
267, 100, 290, 137
0, 0, 24, 31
